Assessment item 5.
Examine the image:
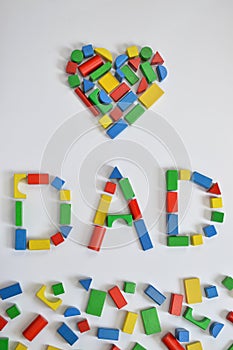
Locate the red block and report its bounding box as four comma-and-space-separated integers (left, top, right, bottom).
110, 83, 130, 102
78, 55, 103, 77
88, 226, 106, 251
23, 314, 48, 341
207, 182, 221, 195
104, 182, 117, 195
136, 77, 148, 94
77, 319, 90, 333
227, 311, 233, 323
0, 315, 8, 331
110, 106, 123, 121
128, 199, 142, 220
51, 232, 65, 246
166, 192, 178, 213
169, 293, 183, 316
66, 61, 78, 74
28, 174, 49, 184
75, 87, 100, 117
151, 51, 164, 65
162, 332, 185, 350
128, 57, 141, 71
111, 346, 120, 350
108, 286, 127, 309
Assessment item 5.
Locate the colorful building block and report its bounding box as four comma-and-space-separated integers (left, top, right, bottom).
115, 68, 125, 82
115, 54, 128, 69
99, 90, 112, 105
209, 322, 224, 338
208, 182, 221, 195
88, 225, 106, 251
167, 235, 189, 247
109, 167, 123, 179
108, 285, 127, 309
111, 346, 120, 350
51, 232, 64, 246
106, 119, 128, 139
128, 57, 141, 71
15, 343, 28, 350
110, 82, 130, 102
86, 289, 107, 317
77, 319, 90, 333
144, 284, 166, 305
167, 214, 178, 235
210, 197, 223, 208
117, 91, 137, 112
99, 72, 120, 93
151, 51, 164, 65
82, 44, 94, 58
136, 77, 148, 94
94, 194, 112, 225
66, 61, 78, 74
57, 323, 79, 345
14, 173, 27, 199
79, 277, 92, 291
139, 83, 164, 108
179, 169, 191, 180
121, 65, 139, 85
190, 234, 203, 246
51, 177, 65, 190
169, 293, 183, 316
191, 171, 212, 189
156, 65, 168, 82
183, 307, 211, 330
227, 311, 233, 323
107, 214, 133, 227
140, 46, 153, 60
122, 311, 138, 334
124, 281, 136, 294
203, 225, 217, 237
110, 106, 123, 121
52, 283, 64, 296
126, 46, 139, 58
97, 327, 119, 341
47, 347, 61, 350
184, 278, 202, 304
175, 328, 189, 342
6, 304, 20, 319
204, 285, 218, 298
64, 307, 81, 317
27, 173, 49, 184
83, 78, 94, 93
94, 47, 113, 62
222, 276, 233, 290
186, 342, 203, 350
71, 49, 83, 63
119, 178, 135, 200
28, 239, 50, 250
227, 345, 233, 350
132, 343, 146, 350
166, 170, 178, 191
134, 219, 153, 251
89, 89, 113, 114
23, 314, 48, 341
166, 192, 178, 213
104, 181, 117, 194
162, 332, 185, 350
211, 211, 224, 223
90, 62, 112, 81
36, 285, 62, 311
0, 316, 8, 330
59, 190, 71, 201
128, 198, 142, 220
99, 115, 113, 129
140, 61, 157, 83
60, 203, 71, 225
0, 338, 9, 350
15, 201, 23, 226
124, 104, 145, 125
141, 307, 161, 334
60, 225, 72, 238
78, 55, 103, 76
15, 229, 27, 250
0, 282, 22, 300
75, 87, 100, 116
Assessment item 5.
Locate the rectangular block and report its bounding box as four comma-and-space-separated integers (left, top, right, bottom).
144, 284, 166, 305
23, 314, 48, 341
106, 119, 128, 139
28, 239, 50, 250
167, 235, 189, 247
98, 72, 120, 93
169, 293, 183, 316
166, 192, 178, 213
86, 289, 107, 317
140, 61, 157, 83
138, 83, 164, 109
97, 327, 119, 341
108, 286, 127, 309
166, 170, 178, 191
74, 87, 100, 116
110, 82, 130, 101
27, 174, 49, 184
0, 282, 22, 300
167, 214, 178, 235
122, 311, 138, 334
184, 278, 202, 304
141, 307, 161, 334
90, 62, 112, 81
117, 91, 138, 112
110, 106, 123, 121
60, 203, 71, 225
119, 178, 135, 200
15, 229, 27, 250
57, 322, 79, 346
134, 219, 153, 251
128, 198, 142, 220
121, 65, 139, 85
191, 171, 212, 189
124, 104, 145, 125
15, 201, 23, 226
93, 194, 112, 225
0, 338, 9, 350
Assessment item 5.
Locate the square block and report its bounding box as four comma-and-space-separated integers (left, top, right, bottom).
98, 114, 113, 129
51, 232, 65, 246
186, 341, 203, 350
191, 234, 203, 246
6, 304, 20, 319
124, 281, 136, 294
175, 327, 189, 342
98, 72, 119, 93
126, 45, 139, 58
15, 343, 28, 350
52, 282, 65, 296
77, 319, 90, 333
179, 169, 191, 180
0, 338, 9, 350
222, 276, 233, 290
210, 197, 223, 208
104, 182, 117, 194
60, 190, 71, 201
110, 106, 123, 121
82, 44, 94, 58
203, 225, 217, 238
204, 285, 218, 298
211, 211, 224, 223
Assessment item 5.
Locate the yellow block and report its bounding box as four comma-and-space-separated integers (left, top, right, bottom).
138, 83, 164, 109
94, 47, 112, 62
210, 197, 223, 208
28, 239, 50, 250
180, 169, 191, 180
15, 343, 28, 350
93, 194, 112, 225
186, 341, 203, 350
47, 347, 61, 350
122, 311, 138, 334
98, 72, 119, 93
184, 278, 202, 304
93, 211, 107, 226
99, 115, 113, 129
60, 190, 71, 201
14, 173, 27, 199
36, 285, 62, 311
126, 45, 139, 58
191, 234, 203, 246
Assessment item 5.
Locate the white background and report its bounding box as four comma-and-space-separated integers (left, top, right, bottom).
0, 0, 233, 349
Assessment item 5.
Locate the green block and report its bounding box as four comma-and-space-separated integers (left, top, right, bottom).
222, 276, 233, 291
88, 89, 112, 114
132, 343, 147, 350
15, 201, 23, 226
86, 289, 107, 317
211, 211, 224, 223
60, 203, 71, 225
183, 306, 211, 330
90, 62, 112, 81
121, 65, 139, 85
124, 104, 145, 125
6, 304, 21, 319
227, 344, 233, 350
119, 178, 135, 200
140, 46, 153, 61
52, 282, 65, 296
167, 236, 189, 247
68, 75, 80, 88
140, 61, 157, 83
0, 338, 9, 350
166, 170, 178, 191
71, 49, 84, 64
141, 307, 161, 335
107, 214, 133, 227
124, 281, 136, 294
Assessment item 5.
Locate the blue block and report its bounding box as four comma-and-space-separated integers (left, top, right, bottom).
15, 229, 27, 250
64, 307, 81, 317
144, 284, 166, 305
133, 219, 153, 251
115, 54, 128, 69
83, 78, 94, 93
0, 282, 22, 300
117, 91, 138, 112
79, 278, 92, 291
106, 119, 128, 139
60, 225, 72, 238
99, 90, 112, 105
51, 176, 65, 190
175, 328, 190, 342
115, 68, 125, 82
209, 322, 224, 338
82, 44, 94, 58
203, 225, 217, 237
204, 285, 218, 298
97, 327, 119, 341
156, 65, 168, 82
109, 167, 123, 179
191, 171, 212, 189
57, 322, 79, 345
167, 214, 178, 235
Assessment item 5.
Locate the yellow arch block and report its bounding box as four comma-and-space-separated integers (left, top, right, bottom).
14, 174, 27, 199
36, 285, 62, 311
122, 311, 138, 334
94, 48, 113, 62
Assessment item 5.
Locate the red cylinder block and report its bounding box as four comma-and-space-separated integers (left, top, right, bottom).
23, 314, 48, 341
78, 55, 103, 77
162, 332, 185, 350
88, 226, 106, 251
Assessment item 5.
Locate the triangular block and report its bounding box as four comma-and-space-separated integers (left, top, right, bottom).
151, 51, 164, 65
136, 77, 148, 94
60, 226, 73, 238
109, 167, 123, 179
156, 65, 168, 82
128, 57, 141, 71
208, 183, 221, 195
83, 79, 94, 93
79, 278, 92, 291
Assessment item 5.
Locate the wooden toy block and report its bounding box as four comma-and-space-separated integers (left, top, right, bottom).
75, 87, 100, 116
141, 307, 161, 335
51, 176, 65, 190
60, 190, 71, 201
104, 181, 117, 194
66, 61, 78, 74
119, 178, 135, 200
0, 282, 22, 300
51, 232, 64, 246
94, 211, 109, 227
115, 54, 128, 69
126, 45, 139, 58
121, 65, 139, 85
90, 62, 112, 81
179, 169, 191, 180
28, 239, 50, 250
139, 83, 164, 108
99, 72, 120, 93
86, 289, 107, 317
23, 314, 48, 341
140, 61, 157, 83
68, 75, 80, 88
162, 332, 185, 350
27, 173, 49, 184
134, 219, 153, 251
98, 115, 113, 129
94, 194, 112, 225
190, 234, 203, 246
151, 51, 164, 65
140, 46, 153, 60
175, 328, 189, 342
106, 119, 128, 139
122, 311, 138, 334
108, 285, 127, 309
15, 229, 27, 250
204, 285, 218, 298
79, 277, 92, 291
36, 285, 62, 310
124, 104, 145, 125
82, 44, 94, 58
132, 343, 146, 350
115, 68, 125, 82
6, 304, 20, 319
110, 106, 123, 121
156, 65, 168, 82
110, 82, 130, 102
47, 347, 60, 350
0, 315, 8, 330
52, 282, 65, 296
71, 49, 84, 64
89, 89, 113, 114
144, 284, 166, 305
117, 91, 138, 112
203, 225, 217, 237
166, 170, 178, 191
167, 236, 189, 247
107, 214, 133, 227
60, 203, 71, 225
94, 47, 113, 62
222, 276, 233, 290
166, 192, 178, 213
191, 171, 212, 189
208, 182, 221, 195
227, 311, 233, 323
124, 281, 136, 294
211, 211, 224, 223
186, 342, 203, 350
88, 225, 106, 251
83, 78, 94, 92
15, 201, 23, 226
57, 322, 79, 345
15, 343, 28, 350
210, 197, 223, 208
184, 278, 202, 304
60, 225, 72, 238
14, 174, 27, 199
99, 90, 112, 104
111, 346, 120, 350
228, 346, 233, 350
169, 293, 183, 316
183, 307, 211, 330
78, 55, 103, 76
109, 167, 123, 179
128, 198, 142, 220
167, 214, 179, 235
0, 338, 9, 350
77, 319, 90, 333
136, 77, 148, 94
97, 327, 119, 341
128, 57, 141, 71
209, 321, 224, 337
64, 307, 81, 317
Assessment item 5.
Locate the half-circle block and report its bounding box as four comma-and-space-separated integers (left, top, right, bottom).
94, 48, 113, 62
14, 174, 27, 199
99, 90, 112, 105
107, 214, 133, 227
209, 322, 224, 338
183, 307, 211, 330
36, 285, 62, 311
115, 54, 128, 69
64, 307, 81, 317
